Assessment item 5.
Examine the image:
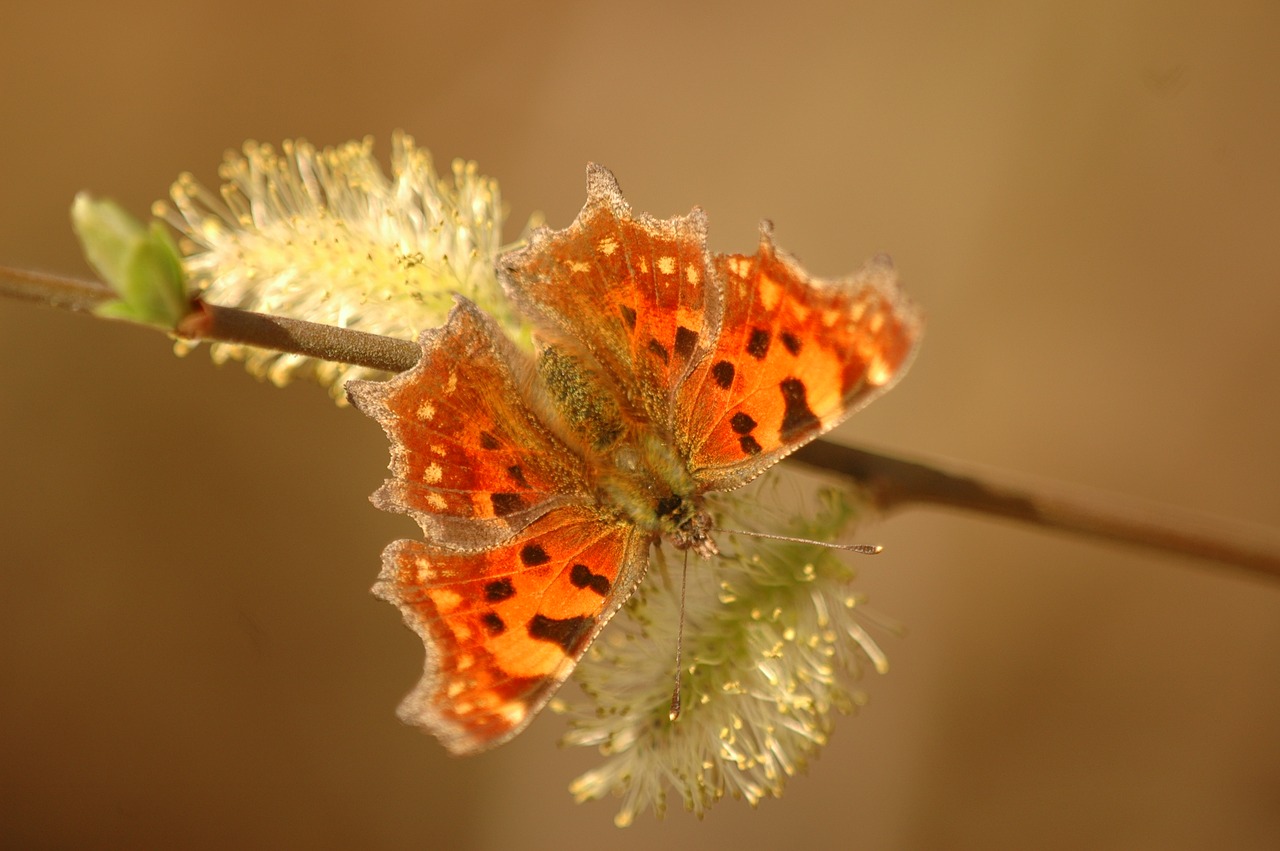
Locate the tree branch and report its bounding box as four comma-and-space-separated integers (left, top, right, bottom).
789, 441, 1280, 583
4, 264, 1278, 584
0, 266, 117, 313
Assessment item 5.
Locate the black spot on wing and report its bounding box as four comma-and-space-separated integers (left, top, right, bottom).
779, 377, 820, 440
740, 435, 763, 455
507, 464, 528, 488
484, 578, 515, 602
620, 305, 637, 330
479, 431, 500, 450
780, 331, 802, 355
711, 360, 735, 389
520, 544, 551, 566
674, 326, 698, 361
570, 563, 612, 596
746, 328, 771, 360
481, 611, 505, 635
647, 338, 670, 364
730, 412, 757, 434
527, 613, 594, 655
490, 492, 524, 516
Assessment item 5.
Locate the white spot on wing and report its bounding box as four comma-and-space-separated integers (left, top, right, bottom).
499, 702, 527, 726
431, 588, 463, 612
757, 274, 781, 311
866, 356, 892, 386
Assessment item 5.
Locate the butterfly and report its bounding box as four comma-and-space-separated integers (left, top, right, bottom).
348, 165, 922, 754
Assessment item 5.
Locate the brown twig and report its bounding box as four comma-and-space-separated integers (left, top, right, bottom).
4, 263, 1278, 585
0, 266, 117, 313
174, 301, 421, 374
0, 266, 423, 372
789, 442, 1280, 584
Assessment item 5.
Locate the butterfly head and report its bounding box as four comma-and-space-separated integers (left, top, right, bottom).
665, 500, 719, 559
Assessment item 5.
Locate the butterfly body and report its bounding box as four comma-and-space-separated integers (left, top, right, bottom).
351, 165, 921, 754
535, 341, 704, 543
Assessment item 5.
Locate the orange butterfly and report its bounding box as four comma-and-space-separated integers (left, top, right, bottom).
349, 166, 921, 754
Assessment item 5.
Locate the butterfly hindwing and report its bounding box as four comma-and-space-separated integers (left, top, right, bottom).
375, 505, 650, 754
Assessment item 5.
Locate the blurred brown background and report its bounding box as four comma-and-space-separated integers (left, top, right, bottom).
2, 1, 1278, 848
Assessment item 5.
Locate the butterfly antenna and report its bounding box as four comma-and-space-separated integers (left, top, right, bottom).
711, 527, 883, 555
669, 548, 691, 722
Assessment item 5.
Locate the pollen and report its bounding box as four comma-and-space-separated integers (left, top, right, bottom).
155, 134, 517, 406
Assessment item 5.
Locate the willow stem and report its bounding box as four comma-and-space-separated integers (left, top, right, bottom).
789, 442, 1280, 583
174, 301, 421, 374
4, 263, 1278, 584
0, 266, 116, 312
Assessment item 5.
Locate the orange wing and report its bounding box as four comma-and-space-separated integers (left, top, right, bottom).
500, 164, 720, 428
677, 230, 921, 491
349, 299, 589, 550
376, 505, 649, 754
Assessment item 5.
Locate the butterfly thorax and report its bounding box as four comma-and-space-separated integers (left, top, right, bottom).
538, 343, 719, 559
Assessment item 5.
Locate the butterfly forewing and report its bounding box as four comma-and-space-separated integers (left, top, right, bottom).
350, 299, 591, 550
500, 165, 721, 427
677, 233, 921, 491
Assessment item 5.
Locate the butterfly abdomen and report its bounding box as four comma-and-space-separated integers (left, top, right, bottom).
535, 338, 702, 541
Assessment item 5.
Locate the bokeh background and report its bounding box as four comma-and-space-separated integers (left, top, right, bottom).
2, 1, 1278, 848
